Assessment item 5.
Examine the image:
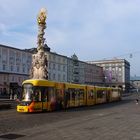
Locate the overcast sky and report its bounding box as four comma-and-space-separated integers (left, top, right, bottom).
0, 0, 140, 76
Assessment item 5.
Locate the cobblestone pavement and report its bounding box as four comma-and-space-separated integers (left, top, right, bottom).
0, 93, 140, 140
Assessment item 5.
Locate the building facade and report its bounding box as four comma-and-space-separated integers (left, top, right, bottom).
67, 54, 104, 85
87, 59, 130, 91
0, 44, 32, 95
27, 47, 104, 85
27, 45, 68, 83
47, 52, 68, 82
1, 44, 125, 96
67, 54, 85, 84
84, 62, 104, 85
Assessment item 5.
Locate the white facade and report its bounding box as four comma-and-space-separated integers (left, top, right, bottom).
46, 52, 68, 82
1, 44, 128, 95
0, 44, 32, 95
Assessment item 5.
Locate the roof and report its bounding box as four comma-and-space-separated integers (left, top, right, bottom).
0, 44, 32, 54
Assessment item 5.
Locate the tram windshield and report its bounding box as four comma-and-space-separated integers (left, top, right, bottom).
22, 84, 34, 101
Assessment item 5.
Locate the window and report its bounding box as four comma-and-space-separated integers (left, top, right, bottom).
49, 63, 51, 69
48, 73, 51, 79
23, 67, 25, 73
63, 75, 65, 81
34, 88, 41, 101
118, 67, 122, 71
12, 76, 14, 82
47, 87, 56, 103
63, 66, 65, 72
97, 90, 106, 98
49, 55, 51, 60
58, 74, 61, 81
53, 63, 55, 69
53, 55, 55, 61
17, 66, 20, 72
10, 65, 13, 71
18, 77, 21, 82
53, 74, 55, 80
79, 89, 84, 100
58, 64, 61, 71
88, 89, 95, 99
3, 65, 6, 70
3, 76, 6, 81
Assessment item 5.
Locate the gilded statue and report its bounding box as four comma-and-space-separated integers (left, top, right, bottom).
37, 8, 47, 25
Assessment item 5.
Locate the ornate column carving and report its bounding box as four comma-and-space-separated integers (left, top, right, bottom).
30, 8, 48, 79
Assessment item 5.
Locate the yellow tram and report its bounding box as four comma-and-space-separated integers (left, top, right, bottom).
17, 79, 122, 112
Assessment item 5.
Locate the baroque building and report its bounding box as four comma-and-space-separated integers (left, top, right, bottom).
0, 44, 32, 95
27, 46, 104, 85
0, 43, 130, 95
27, 45, 68, 82
47, 52, 67, 82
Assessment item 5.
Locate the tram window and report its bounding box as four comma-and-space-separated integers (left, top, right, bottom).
68, 88, 75, 100
22, 84, 33, 101
65, 90, 70, 101
97, 90, 103, 98
74, 89, 79, 100
103, 90, 107, 97
41, 87, 48, 102
56, 89, 63, 101
76, 89, 80, 100
72, 90, 75, 100
48, 87, 55, 102
34, 88, 41, 102
97, 90, 106, 98
79, 89, 84, 100
88, 90, 94, 99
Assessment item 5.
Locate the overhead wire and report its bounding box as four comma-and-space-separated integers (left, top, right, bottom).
102, 50, 140, 60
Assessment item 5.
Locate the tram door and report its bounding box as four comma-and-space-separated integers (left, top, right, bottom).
55, 83, 65, 110
68, 88, 80, 107
42, 87, 48, 111
32, 88, 42, 112
42, 87, 56, 111
70, 89, 75, 107
75, 89, 79, 107
87, 87, 96, 106
64, 90, 70, 108
68, 88, 83, 107
75, 89, 82, 107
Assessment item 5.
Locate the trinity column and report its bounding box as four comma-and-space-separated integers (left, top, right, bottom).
30, 8, 48, 79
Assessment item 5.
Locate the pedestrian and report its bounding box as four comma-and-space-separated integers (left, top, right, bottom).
135, 99, 139, 105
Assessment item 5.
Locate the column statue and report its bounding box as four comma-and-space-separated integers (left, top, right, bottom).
30, 8, 48, 79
